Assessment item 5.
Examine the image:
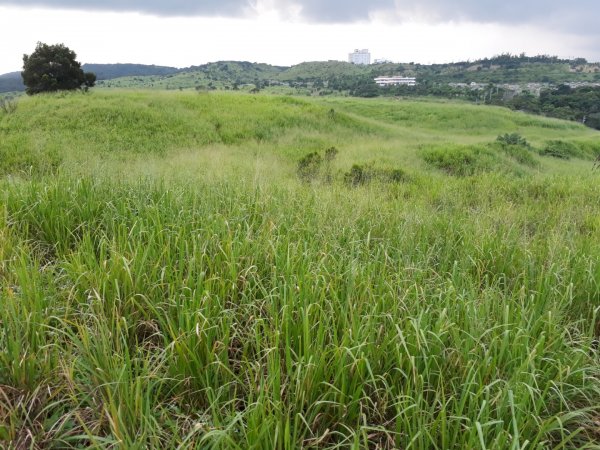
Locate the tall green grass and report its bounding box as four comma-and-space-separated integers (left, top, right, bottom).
0, 91, 599, 449
1, 173, 599, 449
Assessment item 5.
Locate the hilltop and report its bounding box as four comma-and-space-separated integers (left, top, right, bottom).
95, 57, 600, 91
2, 54, 599, 94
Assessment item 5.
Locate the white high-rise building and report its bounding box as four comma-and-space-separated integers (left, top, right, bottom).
348, 49, 371, 65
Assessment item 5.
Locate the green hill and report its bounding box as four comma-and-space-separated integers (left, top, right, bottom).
4, 54, 599, 94
277, 60, 367, 81
1, 90, 598, 178
0, 91, 599, 449
82, 63, 180, 80
94, 55, 600, 92
0, 71, 23, 93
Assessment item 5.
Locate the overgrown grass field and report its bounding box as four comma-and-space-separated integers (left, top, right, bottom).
0, 91, 599, 449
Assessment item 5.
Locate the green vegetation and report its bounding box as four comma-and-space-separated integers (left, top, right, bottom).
0, 90, 599, 449
92, 54, 600, 93
83, 63, 180, 80
21, 42, 96, 95
4, 52, 600, 131
507, 85, 600, 129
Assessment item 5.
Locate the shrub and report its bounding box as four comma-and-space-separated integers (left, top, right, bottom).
539, 140, 591, 160
0, 97, 18, 115
323, 146, 338, 183
496, 133, 530, 147
343, 164, 410, 186
297, 147, 339, 183
492, 142, 539, 167
324, 146, 338, 162
422, 145, 498, 176
297, 152, 323, 182
344, 164, 371, 186
494, 133, 538, 167
388, 168, 410, 183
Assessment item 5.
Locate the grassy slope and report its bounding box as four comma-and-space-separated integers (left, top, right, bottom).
0, 91, 599, 449
276, 61, 367, 81
1, 90, 598, 177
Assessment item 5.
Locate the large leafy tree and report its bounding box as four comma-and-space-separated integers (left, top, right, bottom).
22, 42, 96, 95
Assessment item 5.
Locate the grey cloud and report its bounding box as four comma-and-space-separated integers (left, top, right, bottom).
1, 0, 598, 31
289, 0, 599, 29
0, 0, 252, 17
278, 0, 392, 22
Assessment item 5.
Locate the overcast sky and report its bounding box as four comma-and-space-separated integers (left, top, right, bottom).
0, 0, 598, 74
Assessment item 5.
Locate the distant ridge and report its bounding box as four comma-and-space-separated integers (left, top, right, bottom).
2, 54, 599, 94
0, 63, 181, 93
82, 63, 180, 80
0, 72, 23, 93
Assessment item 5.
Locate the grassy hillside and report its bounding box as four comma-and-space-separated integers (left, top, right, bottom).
277, 61, 367, 81
1, 90, 598, 177
0, 91, 599, 449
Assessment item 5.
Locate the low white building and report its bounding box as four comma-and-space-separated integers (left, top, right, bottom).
349, 49, 371, 65
374, 76, 417, 87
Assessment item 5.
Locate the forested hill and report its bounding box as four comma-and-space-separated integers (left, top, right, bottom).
0, 72, 23, 93
274, 54, 600, 84
81, 63, 180, 80
2, 54, 599, 94
95, 54, 600, 91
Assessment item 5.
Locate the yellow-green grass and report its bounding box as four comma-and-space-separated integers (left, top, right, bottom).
0, 90, 599, 449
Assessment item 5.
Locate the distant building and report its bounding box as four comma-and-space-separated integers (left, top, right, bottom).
349, 49, 371, 65
374, 58, 392, 64
374, 76, 417, 87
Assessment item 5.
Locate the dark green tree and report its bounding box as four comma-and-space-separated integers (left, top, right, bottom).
21, 42, 96, 95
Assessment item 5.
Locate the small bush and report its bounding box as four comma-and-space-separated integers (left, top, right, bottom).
491, 142, 539, 167
324, 146, 338, 162
343, 164, 410, 186
539, 140, 591, 160
297, 147, 339, 183
422, 145, 498, 176
494, 133, 538, 167
496, 133, 530, 147
323, 146, 338, 183
388, 168, 410, 183
344, 164, 371, 186
297, 152, 323, 182
0, 97, 18, 115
